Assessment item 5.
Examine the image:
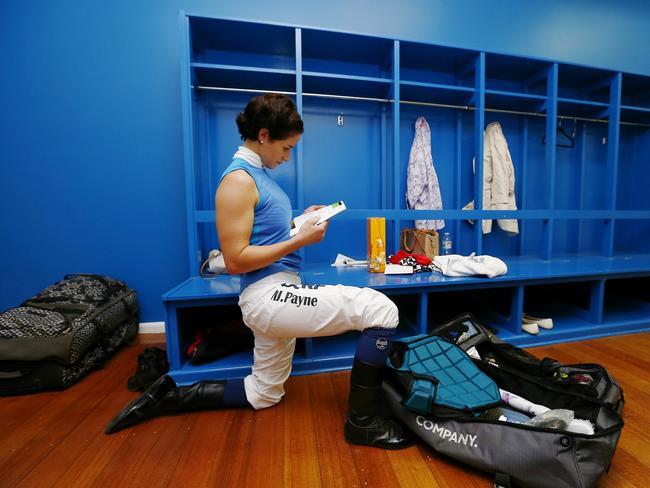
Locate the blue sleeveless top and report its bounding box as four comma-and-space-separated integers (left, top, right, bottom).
219, 158, 301, 291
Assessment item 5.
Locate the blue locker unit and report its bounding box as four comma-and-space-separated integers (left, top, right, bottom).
164, 12, 650, 384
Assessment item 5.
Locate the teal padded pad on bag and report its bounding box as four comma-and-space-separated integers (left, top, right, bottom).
389, 334, 501, 414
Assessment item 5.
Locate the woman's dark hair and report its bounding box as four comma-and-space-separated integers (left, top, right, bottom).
236, 93, 304, 141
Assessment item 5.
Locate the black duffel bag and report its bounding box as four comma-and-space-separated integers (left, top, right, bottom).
384, 313, 624, 488
0, 274, 139, 395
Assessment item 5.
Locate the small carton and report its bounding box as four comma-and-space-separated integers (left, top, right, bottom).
367, 217, 386, 273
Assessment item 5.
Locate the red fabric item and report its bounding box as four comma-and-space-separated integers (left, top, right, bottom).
389, 250, 432, 265
186, 332, 204, 356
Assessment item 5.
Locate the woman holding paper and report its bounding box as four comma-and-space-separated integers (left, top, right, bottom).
106, 93, 411, 449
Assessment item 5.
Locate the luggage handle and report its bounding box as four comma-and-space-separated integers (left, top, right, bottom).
0, 369, 30, 379
21, 301, 91, 314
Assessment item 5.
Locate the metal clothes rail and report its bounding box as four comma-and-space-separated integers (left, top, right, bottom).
194, 85, 650, 128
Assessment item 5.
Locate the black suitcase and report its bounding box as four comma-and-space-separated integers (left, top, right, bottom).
0, 274, 139, 395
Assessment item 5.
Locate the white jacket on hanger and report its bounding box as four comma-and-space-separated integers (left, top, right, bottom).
465, 121, 519, 235
406, 117, 444, 231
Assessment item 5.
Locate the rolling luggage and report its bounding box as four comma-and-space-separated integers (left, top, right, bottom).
0, 274, 139, 395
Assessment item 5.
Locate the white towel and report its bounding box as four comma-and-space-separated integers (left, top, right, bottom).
432, 253, 507, 278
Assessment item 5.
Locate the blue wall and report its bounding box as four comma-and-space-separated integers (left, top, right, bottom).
2, 0, 650, 322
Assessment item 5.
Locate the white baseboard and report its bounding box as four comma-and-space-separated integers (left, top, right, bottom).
138, 321, 166, 334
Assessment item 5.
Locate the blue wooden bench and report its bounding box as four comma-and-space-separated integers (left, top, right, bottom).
163, 254, 650, 384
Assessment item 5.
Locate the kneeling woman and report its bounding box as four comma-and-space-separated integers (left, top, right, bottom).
106, 93, 411, 450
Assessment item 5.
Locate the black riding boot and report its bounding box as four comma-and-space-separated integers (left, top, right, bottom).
344, 358, 413, 449
105, 375, 227, 434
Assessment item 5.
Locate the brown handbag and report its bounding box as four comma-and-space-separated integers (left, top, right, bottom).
400, 228, 439, 259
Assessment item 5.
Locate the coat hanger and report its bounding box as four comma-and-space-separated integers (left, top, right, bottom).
542, 118, 576, 148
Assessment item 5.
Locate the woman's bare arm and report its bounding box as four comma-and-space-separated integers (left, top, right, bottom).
215, 170, 327, 275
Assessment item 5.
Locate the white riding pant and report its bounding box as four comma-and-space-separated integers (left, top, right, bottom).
238, 271, 399, 409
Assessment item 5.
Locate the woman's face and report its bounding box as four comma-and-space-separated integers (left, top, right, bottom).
257, 130, 301, 169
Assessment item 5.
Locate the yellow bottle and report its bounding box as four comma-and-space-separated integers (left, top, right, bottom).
367, 217, 386, 273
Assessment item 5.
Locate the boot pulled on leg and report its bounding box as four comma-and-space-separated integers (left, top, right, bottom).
344, 328, 412, 450
105, 375, 248, 434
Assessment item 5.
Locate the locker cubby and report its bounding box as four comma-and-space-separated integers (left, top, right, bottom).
621, 73, 650, 110
301, 29, 393, 99
171, 303, 315, 380
302, 30, 393, 78
189, 18, 296, 93
426, 286, 515, 335
523, 281, 595, 328
558, 64, 613, 104
400, 42, 476, 106
603, 277, 650, 326
485, 53, 549, 96
485, 53, 549, 113
302, 98, 388, 207
400, 42, 476, 88
621, 73, 650, 125
175, 305, 257, 364
189, 17, 296, 70
621, 72, 650, 124
558, 64, 613, 122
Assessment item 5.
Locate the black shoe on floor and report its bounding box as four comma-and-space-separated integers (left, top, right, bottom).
127, 347, 169, 392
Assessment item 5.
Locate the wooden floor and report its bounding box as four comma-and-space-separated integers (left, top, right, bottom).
2, 332, 650, 488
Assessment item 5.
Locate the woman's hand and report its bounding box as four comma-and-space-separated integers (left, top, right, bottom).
303, 205, 325, 214
295, 217, 329, 246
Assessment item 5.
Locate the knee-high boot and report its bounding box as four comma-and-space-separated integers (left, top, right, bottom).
344, 358, 413, 449
105, 375, 233, 434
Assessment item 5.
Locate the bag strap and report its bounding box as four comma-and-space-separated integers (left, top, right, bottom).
20, 301, 91, 316
398, 369, 440, 413
401, 230, 416, 253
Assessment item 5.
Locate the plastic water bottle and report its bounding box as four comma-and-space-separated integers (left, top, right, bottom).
442, 232, 452, 255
